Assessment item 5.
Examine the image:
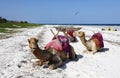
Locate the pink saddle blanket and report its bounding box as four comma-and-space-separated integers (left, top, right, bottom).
45, 35, 72, 57
45, 35, 71, 52
45, 39, 62, 51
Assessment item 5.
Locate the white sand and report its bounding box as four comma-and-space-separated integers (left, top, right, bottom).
0, 25, 120, 78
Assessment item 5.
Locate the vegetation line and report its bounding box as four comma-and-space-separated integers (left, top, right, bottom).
0, 17, 42, 33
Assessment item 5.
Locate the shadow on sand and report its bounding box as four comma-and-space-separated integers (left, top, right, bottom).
42, 54, 83, 70
61, 54, 83, 69
98, 47, 109, 53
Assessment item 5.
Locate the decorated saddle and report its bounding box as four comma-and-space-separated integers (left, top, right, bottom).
66, 28, 77, 42
90, 32, 104, 48
45, 35, 71, 55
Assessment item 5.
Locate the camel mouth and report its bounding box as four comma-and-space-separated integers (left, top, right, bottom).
73, 31, 77, 36
31, 48, 36, 52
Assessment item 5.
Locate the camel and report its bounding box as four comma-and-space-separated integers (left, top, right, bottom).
55, 26, 81, 42
45, 39, 76, 60
28, 38, 63, 70
45, 29, 77, 60
73, 31, 104, 54
62, 28, 77, 42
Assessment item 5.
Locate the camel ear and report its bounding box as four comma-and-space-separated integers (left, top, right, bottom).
28, 39, 30, 43
35, 38, 38, 42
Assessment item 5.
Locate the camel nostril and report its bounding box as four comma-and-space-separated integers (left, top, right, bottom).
33, 48, 36, 49
31, 48, 36, 52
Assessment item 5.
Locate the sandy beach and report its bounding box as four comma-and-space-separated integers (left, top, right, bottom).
0, 25, 120, 78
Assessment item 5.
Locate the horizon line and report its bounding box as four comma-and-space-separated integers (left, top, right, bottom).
37, 23, 120, 26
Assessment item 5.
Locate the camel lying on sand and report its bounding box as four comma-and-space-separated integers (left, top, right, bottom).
45, 36, 76, 60
73, 31, 104, 54
45, 29, 77, 60
28, 37, 76, 69
62, 28, 77, 42
28, 38, 63, 69
55, 27, 81, 42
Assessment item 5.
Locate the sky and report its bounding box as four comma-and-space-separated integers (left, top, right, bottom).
0, 0, 120, 24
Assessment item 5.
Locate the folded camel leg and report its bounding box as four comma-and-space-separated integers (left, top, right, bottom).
31, 59, 43, 66
49, 55, 62, 70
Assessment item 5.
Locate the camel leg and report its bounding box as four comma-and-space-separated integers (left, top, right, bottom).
83, 50, 90, 54
49, 55, 62, 70
69, 46, 76, 60
91, 44, 97, 54
33, 60, 43, 66
92, 50, 97, 55
67, 52, 69, 59
52, 49, 57, 55
43, 61, 49, 66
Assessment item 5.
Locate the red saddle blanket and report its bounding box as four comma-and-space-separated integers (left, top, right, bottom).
66, 28, 74, 38
90, 32, 104, 48
66, 28, 77, 42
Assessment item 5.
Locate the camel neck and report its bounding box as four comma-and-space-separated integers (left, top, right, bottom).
80, 35, 87, 46
32, 46, 42, 59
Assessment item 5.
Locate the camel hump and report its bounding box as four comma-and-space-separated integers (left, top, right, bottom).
90, 32, 104, 48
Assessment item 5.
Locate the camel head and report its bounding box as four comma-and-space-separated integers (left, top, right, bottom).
28, 38, 38, 52
73, 31, 85, 37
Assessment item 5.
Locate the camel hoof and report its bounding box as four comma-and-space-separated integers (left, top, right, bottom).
92, 52, 96, 55
33, 61, 42, 66
43, 61, 49, 66
49, 64, 56, 70
83, 50, 89, 54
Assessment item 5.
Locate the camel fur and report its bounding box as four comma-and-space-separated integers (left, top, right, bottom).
74, 31, 104, 54
28, 38, 63, 70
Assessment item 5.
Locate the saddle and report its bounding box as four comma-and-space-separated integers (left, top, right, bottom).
90, 32, 104, 48
66, 28, 77, 42
45, 35, 71, 55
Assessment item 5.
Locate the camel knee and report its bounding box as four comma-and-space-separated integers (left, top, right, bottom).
50, 55, 63, 69
49, 59, 62, 70
54, 59, 62, 69
69, 48, 76, 60
69, 52, 76, 60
